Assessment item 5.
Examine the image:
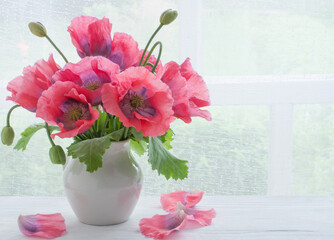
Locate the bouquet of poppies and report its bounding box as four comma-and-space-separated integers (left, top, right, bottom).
1, 9, 211, 180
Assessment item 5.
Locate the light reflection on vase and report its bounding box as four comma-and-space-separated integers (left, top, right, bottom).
63, 140, 143, 226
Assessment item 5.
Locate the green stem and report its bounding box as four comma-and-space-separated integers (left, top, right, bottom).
123, 127, 129, 140
101, 114, 109, 137
92, 124, 98, 137
6, 105, 20, 127
143, 41, 162, 65
45, 122, 55, 147
138, 24, 163, 66
145, 62, 154, 68
150, 42, 162, 73
45, 35, 68, 63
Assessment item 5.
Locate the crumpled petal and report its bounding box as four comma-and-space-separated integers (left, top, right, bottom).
183, 206, 216, 226
160, 190, 204, 212
139, 209, 193, 239
139, 201, 216, 239
18, 213, 66, 239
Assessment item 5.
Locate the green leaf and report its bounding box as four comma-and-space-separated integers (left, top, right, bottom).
109, 128, 125, 141
148, 136, 188, 180
129, 127, 144, 142
159, 128, 174, 150
67, 129, 124, 173
14, 123, 60, 151
130, 139, 148, 156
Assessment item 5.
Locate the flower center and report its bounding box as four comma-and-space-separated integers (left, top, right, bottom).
119, 87, 157, 118
69, 109, 82, 121
130, 95, 144, 108
82, 78, 102, 90
58, 99, 92, 130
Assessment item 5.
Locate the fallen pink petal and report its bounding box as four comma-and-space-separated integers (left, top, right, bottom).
18, 213, 66, 239
139, 208, 193, 239
139, 201, 216, 239
160, 190, 204, 212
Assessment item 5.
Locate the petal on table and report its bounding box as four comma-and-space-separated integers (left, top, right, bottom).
139, 210, 193, 239
18, 213, 66, 239
160, 190, 204, 212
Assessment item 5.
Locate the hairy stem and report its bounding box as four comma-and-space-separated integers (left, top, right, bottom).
45, 35, 68, 63
6, 105, 20, 127
138, 24, 163, 66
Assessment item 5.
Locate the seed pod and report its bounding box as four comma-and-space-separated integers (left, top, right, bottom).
1, 126, 15, 146
49, 145, 66, 165
160, 9, 178, 25
28, 22, 47, 37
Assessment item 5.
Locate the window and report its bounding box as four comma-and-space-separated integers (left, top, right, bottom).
1, 0, 333, 196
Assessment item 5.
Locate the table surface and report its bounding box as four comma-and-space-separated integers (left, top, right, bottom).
0, 196, 334, 240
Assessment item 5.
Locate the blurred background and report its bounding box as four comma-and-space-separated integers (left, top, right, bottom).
0, 0, 333, 196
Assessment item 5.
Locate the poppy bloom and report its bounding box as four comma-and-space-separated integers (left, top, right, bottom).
139, 202, 216, 239
68, 16, 140, 71
7, 54, 60, 112
68, 16, 112, 58
102, 67, 174, 137
36, 81, 99, 139
18, 213, 66, 239
161, 58, 211, 123
160, 190, 204, 212
52, 56, 120, 105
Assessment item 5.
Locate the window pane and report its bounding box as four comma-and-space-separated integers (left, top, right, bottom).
202, 0, 334, 75
293, 104, 334, 196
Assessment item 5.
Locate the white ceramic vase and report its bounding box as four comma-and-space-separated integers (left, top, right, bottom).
63, 140, 143, 226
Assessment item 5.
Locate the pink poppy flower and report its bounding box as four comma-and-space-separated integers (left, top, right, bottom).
139, 202, 216, 239
102, 67, 175, 137
36, 81, 99, 139
68, 16, 112, 58
108, 32, 140, 71
18, 213, 66, 239
6, 54, 60, 112
161, 58, 211, 123
52, 56, 120, 105
160, 190, 204, 212
68, 16, 140, 71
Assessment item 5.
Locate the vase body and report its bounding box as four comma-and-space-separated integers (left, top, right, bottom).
63, 140, 143, 225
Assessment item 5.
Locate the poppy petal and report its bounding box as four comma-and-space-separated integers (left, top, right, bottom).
160, 190, 204, 212
18, 213, 66, 239
139, 210, 193, 239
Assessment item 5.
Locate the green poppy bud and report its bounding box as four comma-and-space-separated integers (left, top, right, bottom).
160, 9, 178, 25
1, 126, 15, 146
49, 145, 66, 165
28, 22, 47, 37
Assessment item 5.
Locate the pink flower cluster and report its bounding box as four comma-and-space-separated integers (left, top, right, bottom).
7, 16, 211, 138
140, 190, 216, 239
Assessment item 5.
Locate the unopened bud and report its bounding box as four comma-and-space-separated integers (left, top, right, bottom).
28, 22, 47, 37
160, 9, 178, 25
49, 145, 66, 165
1, 126, 15, 146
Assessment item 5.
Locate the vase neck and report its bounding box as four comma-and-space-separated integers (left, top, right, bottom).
105, 140, 130, 155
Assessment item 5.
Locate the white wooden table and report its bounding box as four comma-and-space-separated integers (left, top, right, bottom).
0, 196, 333, 239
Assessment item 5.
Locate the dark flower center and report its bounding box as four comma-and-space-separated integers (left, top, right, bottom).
82, 78, 102, 90
119, 87, 157, 118
130, 95, 144, 108
58, 99, 92, 130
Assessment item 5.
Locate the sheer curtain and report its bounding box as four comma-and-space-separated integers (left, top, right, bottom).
0, 0, 333, 196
